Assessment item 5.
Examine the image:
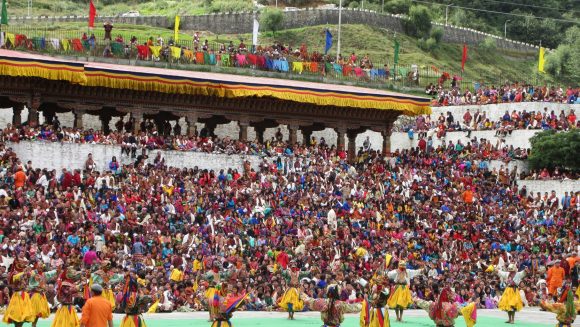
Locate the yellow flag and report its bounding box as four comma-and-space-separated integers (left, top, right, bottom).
385, 254, 393, 268
538, 47, 545, 73
174, 15, 180, 43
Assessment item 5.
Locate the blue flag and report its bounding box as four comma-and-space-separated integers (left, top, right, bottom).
325, 29, 333, 55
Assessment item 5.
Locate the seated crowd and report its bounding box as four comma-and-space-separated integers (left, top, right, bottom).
399, 108, 577, 138
427, 82, 580, 106
0, 117, 577, 314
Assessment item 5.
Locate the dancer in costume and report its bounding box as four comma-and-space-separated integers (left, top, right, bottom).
540, 288, 580, 327
386, 260, 423, 322
28, 262, 58, 327
209, 283, 248, 327
52, 263, 83, 327
3, 255, 34, 327
83, 261, 124, 311
368, 281, 390, 327
493, 263, 527, 324
205, 280, 221, 322
119, 271, 153, 327
414, 285, 477, 327
204, 260, 232, 322
278, 261, 308, 320
300, 284, 363, 327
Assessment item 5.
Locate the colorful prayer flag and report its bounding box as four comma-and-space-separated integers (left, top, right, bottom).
88, 0, 96, 28
174, 15, 180, 43
1, 0, 8, 25
325, 29, 333, 55
393, 39, 400, 65
538, 47, 545, 73
461, 44, 468, 71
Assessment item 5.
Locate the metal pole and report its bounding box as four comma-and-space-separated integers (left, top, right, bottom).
361, 0, 364, 10
382, 0, 384, 13
336, 0, 342, 62
445, 3, 453, 26
504, 20, 510, 38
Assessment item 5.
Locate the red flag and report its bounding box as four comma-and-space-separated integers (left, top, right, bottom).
461, 44, 468, 71
89, 0, 96, 28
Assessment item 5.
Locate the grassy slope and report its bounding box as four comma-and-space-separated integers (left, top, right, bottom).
4, 21, 553, 89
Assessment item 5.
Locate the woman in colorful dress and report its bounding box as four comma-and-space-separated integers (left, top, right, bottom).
209, 283, 248, 327
493, 263, 527, 324
300, 284, 363, 327
278, 261, 307, 320
28, 262, 57, 327
540, 289, 579, 327
414, 285, 477, 327
52, 264, 83, 327
386, 261, 423, 322
3, 255, 34, 327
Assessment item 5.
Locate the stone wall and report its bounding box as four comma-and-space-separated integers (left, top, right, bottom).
517, 180, 580, 204
8, 141, 263, 172
427, 103, 579, 123
10, 9, 539, 51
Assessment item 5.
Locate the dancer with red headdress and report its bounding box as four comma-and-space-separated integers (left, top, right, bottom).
414, 284, 477, 327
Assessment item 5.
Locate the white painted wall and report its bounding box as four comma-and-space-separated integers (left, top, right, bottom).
517, 180, 580, 204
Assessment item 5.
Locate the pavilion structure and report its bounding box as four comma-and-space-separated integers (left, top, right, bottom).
0, 50, 430, 161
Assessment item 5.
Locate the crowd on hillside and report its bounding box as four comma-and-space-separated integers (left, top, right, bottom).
398, 107, 578, 137
427, 82, 580, 107
0, 115, 578, 315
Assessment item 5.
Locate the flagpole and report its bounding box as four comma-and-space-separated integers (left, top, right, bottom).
336, 0, 342, 62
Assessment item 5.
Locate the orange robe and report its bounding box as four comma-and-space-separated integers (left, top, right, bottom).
546, 266, 565, 295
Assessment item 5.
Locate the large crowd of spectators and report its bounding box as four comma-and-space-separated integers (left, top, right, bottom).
427, 82, 580, 107
398, 107, 577, 138
0, 116, 577, 315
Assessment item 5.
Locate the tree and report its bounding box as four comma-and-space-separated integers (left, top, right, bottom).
528, 130, 580, 172
404, 5, 432, 39
545, 26, 580, 83
260, 8, 284, 35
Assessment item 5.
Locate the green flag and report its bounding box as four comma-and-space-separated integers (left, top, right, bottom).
1, 0, 8, 25
393, 39, 400, 65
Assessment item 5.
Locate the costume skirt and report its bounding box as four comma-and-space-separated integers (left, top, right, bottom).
369, 307, 390, 327
211, 321, 232, 327
460, 302, 477, 327
278, 287, 304, 312
51, 304, 80, 327
387, 285, 412, 309
498, 286, 523, 312
103, 288, 116, 311
120, 315, 148, 327
3, 291, 34, 323
30, 292, 50, 319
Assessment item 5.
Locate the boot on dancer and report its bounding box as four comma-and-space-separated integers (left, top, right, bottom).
386, 260, 423, 322
413, 284, 477, 327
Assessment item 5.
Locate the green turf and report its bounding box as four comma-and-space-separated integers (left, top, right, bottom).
32, 315, 553, 327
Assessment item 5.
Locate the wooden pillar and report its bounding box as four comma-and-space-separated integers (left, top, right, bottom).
255, 126, 265, 143
382, 130, 392, 155
301, 128, 313, 146
132, 112, 143, 134
335, 127, 346, 151
12, 104, 23, 126
101, 115, 112, 135
73, 110, 85, 129
288, 125, 298, 145
238, 120, 249, 141
347, 130, 358, 162
43, 111, 55, 125
27, 106, 39, 127
185, 114, 198, 137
